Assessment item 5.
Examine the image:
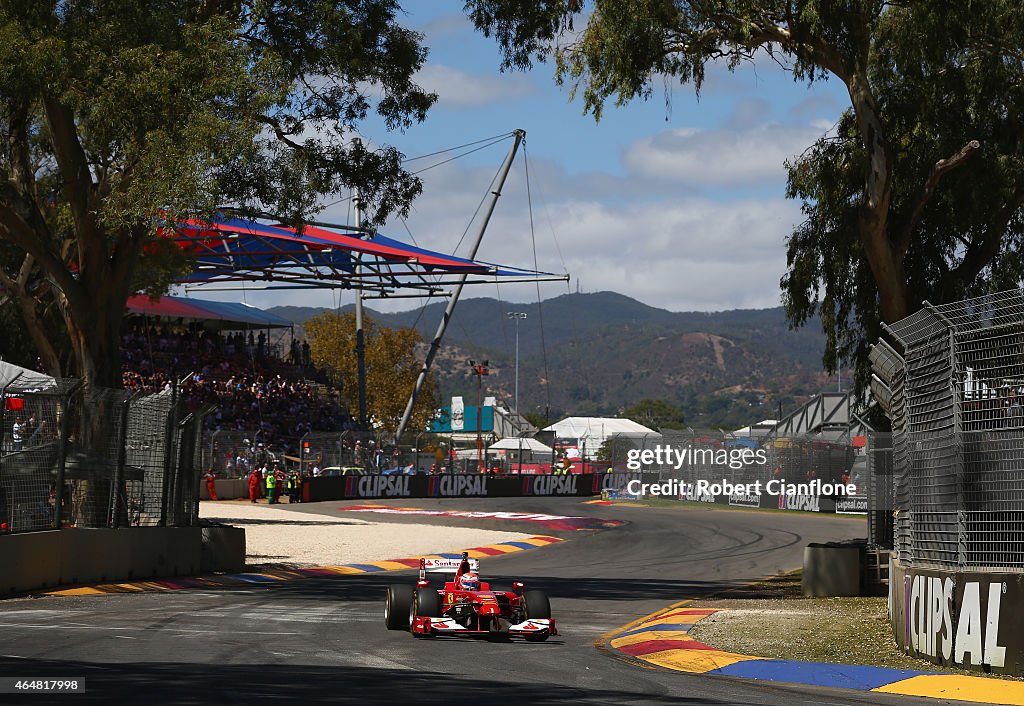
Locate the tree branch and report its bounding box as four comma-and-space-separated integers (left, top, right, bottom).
896, 140, 981, 260
938, 183, 1024, 299
255, 114, 307, 152
42, 95, 96, 246
0, 199, 83, 311
6, 99, 37, 197
0, 253, 62, 376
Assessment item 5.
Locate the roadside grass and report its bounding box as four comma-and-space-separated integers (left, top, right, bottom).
689, 572, 1022, 681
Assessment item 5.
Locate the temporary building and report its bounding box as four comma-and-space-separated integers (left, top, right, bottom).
542, 416, 661, 460
487, 437, 553, 454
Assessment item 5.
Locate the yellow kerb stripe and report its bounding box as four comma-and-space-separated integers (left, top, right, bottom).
322, 566, 369, 575
46, 586, 107, 596
639, 648, 763, 674
369, 561, 416, 571
873, 675, 1024, 705
611, 630, 697, 648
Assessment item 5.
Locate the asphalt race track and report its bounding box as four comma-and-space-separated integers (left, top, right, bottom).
0, 498, 976, 705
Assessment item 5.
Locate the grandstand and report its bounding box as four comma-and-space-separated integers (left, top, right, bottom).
121, 295, 356, 473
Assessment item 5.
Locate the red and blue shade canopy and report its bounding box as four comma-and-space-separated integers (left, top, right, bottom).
163, 215, 564, 296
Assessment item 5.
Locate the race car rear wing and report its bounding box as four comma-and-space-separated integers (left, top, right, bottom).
421, 557, 479, 573
418, 552, 479, 584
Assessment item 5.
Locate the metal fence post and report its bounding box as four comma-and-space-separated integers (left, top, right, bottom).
0, 376, 19, 531
947, 326, 968, 572
160, 380, 180, 526
110, 392, 134, 529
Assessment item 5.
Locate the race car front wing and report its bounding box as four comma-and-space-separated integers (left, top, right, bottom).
411, 616, 557, 638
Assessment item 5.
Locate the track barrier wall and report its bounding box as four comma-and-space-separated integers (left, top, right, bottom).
0, 526, 245, 597
302, 473, 624, 502
889, 557, 1024, 676
300, 472, 869, 515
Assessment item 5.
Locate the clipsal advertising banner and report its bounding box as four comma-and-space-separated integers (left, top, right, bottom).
835, 496, 869, 515
345, 474, 416, 498
428, 474, 489, 498
775, 492, 838, 513
522, 474, 579, 496
890, 561, 1024, 675
728, 491, 761, 509
589, 473, 624, 494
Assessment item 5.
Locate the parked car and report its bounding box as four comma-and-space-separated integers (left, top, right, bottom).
320, 466, 368, 477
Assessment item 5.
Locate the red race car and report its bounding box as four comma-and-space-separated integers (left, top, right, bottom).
384, 552, 556, 641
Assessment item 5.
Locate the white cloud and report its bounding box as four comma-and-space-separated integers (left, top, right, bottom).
623, 122, 827, 187
463, 196, 798, 312
188, 116, 820, 316
417, 13, 469, 40
415, 64, 538, 108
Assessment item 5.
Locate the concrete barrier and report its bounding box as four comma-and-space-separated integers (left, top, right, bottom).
201, 525, 246, 573
0, 530, 62, 594
889, 557, 1024, 676
0, 525, 243, 596
200, 479, 248, 501
802, 542, 861, 597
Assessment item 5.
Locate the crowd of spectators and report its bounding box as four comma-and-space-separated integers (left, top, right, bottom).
119, 323, 357, 456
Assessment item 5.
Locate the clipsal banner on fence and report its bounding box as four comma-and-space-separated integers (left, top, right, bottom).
522, 474, 579, 496
728, 491, 761, 509
344, 474, 415, 498
429, 474, 488, 497
777, 492, 824, 512
835, 496, 868, 514
890, 560, 1024, 675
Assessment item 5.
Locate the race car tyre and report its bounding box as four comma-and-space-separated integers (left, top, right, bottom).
523, 590, 551, 642
523, 590, 551, 619
413, 587, 441, 617
410, 587, 441, 638
385, 585, 413, 631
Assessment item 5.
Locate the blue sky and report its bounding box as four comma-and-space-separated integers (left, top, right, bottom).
190, 5, 850, 315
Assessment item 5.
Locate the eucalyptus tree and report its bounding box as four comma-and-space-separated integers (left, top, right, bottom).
0, 1, 435, 387
465, 1, 1024, 387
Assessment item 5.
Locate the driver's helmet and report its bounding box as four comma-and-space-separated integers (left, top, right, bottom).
457, 572, 480, 591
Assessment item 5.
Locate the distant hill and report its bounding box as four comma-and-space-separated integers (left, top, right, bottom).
269, 291, 830, 428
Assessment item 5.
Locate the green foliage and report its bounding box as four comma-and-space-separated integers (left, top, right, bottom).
466, 1, 1024, 400
596, 435, 637, 465
305, 310, 439, 433
621, 398, 685, 430
783, 4, 1024, 390
521, 410, 549, 428
0, 1, 436, 384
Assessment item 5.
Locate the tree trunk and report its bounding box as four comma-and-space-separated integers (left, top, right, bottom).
63, 268, 132, 527
860, 214, 911, 324
847, 72, 913, 324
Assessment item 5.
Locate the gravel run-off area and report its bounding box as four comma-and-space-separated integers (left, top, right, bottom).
690, 574, 1023, 681
199, 501, 533, 567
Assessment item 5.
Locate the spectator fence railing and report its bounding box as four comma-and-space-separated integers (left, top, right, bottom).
1, 376, 207, 533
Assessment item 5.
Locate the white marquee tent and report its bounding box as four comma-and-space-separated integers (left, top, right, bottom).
487, 437, 553, 453
542, 416, 661, 460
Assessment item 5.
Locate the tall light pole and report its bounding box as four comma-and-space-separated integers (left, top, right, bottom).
507, 312, 527, 416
